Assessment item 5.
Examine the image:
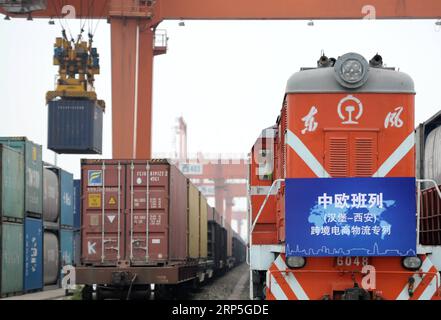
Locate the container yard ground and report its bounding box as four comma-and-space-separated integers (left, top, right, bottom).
191, 263, 249, 300
0, 288, 66, 301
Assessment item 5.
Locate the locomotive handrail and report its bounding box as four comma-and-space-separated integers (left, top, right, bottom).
248, 179, 284, 262
417, 179, 441, 199
250, 179, 285, 237
248, 178, 284, 300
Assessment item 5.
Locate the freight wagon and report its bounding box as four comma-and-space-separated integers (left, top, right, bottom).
75, 159, 244, 299
232, 232, 247, 266
249, 52, 441, 300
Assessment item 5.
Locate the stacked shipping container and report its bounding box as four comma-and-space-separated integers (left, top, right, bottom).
0, 137, 76, 297
0, 138, 43, 297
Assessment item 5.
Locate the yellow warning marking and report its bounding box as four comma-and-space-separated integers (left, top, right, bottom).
109, 196, 117, 205
32, 147, 37, 161
88, 194, 101, 208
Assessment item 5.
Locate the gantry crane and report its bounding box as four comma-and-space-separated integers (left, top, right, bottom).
1, 0, 441, 160
173, 117, 248, 237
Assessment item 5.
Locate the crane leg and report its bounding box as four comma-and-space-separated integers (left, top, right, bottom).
110, 19, 154, 159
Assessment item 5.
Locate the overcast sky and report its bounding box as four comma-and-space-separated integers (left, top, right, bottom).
1, 17, 441, 176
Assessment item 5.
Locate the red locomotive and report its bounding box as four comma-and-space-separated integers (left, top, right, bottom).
249, 53, 441, 300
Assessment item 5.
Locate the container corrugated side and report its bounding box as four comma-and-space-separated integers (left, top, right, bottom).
199, 197, 208, 259
0, 137, 43, 216
73, 180, 81, 230
168, 164, 189, 261
188, 183, 200, 259
24, 218, 43, 292
60, 169, 74, 227
0, 145, 25, 220
48, 100, 103, 154
1, 222, 24, 296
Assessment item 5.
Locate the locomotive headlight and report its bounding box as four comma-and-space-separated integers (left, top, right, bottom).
334, 53, 370, 88
341, 60, 364, 83
402, 257, 422, 271
286, 256, 306, 269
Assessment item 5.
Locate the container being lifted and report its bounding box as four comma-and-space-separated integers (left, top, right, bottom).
0, 0, 47, 14
46, 32, 104, 155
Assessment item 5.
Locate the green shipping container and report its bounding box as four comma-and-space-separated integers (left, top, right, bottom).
0, 137, 43, 216
0, 222, 24, 296
0, 145, 25, 220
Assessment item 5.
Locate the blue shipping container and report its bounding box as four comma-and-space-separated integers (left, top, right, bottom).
47, 100, 103, 154
73, 180, 81, 230
60, 170, 74, 228
24, 218, 43, 292
60, 229, 74, 268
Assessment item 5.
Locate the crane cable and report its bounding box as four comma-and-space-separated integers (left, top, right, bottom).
91, 0, 109, 37
51, 0, 67, 40
58, 0, 74, 43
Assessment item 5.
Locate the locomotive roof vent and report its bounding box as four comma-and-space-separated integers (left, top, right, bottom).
334, 52, 370, 89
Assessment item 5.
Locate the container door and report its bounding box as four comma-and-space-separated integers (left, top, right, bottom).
1, 223, 24, 295
82, 162, 125, 264
60, 170, 74, 227
0, 146, 25, 220
24, 218, 43, 292
0, 138, 42, 216
25, 142, 43, 215
126, 162, 169, 263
